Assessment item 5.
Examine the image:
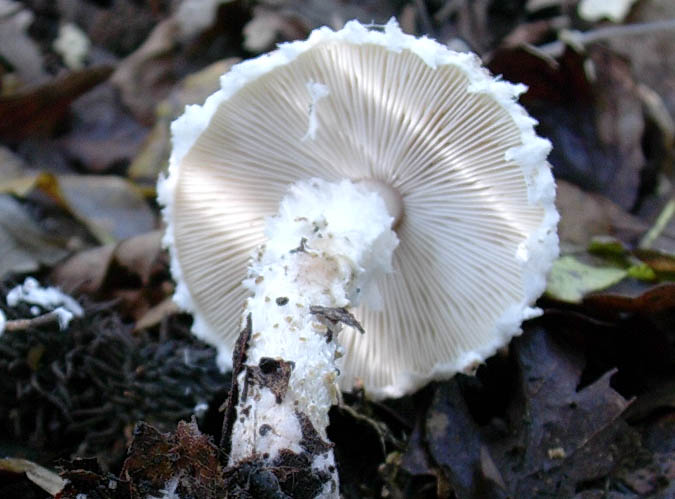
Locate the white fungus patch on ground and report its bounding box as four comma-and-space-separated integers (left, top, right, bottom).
4, 277, 84, 332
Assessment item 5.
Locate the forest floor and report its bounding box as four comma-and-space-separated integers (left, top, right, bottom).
0, 1, 674, 498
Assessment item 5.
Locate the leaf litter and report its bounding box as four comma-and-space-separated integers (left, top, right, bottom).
0, 1, 674, 498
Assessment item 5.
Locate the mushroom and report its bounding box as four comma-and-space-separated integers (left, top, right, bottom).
159, 19, 558, 495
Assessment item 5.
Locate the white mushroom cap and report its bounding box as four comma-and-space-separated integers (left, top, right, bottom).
158, 19, 559, 399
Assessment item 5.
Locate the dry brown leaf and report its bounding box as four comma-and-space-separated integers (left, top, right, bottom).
57, 175, 157, 243
556, 180, 647, 248
0, 194, 71, 279
111, 19, 179, 125
50, 243, 116, 294
51, 230, 163, 294
114, 230, 163, 284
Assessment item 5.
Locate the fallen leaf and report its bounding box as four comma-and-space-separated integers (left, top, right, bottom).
425, 380, 506, 499
556, 180, 647, 248
243, 0, 398, 52
51, 231, 166, 317
501, 18, 569, 49
1, 173, 156, 244
57, 174, 157, 243
243, 6, 308, 53
50, 243, 116, 294
399, 413, 433, 477
625, 380, 675, 421
327, 403, 390, 499
634, 248, 675, 274
0, 145, 28, 178
640, 199, 675, 255
489, 45, 646, 209
176, 0, 235, 39
110, 18, 182, 125
584, 281, 675, 314
0, 194, 70, 279
0, 457, 66, 496
526, 0, 564, 12
613, 413, 675, 496
114, 230, 163, 284
0, 66, 114, 142
490, 326, 634, 496
546, 255, 628, 303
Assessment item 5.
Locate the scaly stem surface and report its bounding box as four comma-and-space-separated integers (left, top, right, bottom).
227, 179, 398, 498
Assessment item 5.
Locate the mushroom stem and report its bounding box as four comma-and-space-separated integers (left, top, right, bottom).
227, 179, 398, 497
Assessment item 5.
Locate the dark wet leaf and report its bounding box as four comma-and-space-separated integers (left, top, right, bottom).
328, 404, 389, 498
399, 414, 433, 477
584, 281, 675, 314
425, 381, 506, 499
490, 327, 634, 496
590, 46, 646, 209
625, 380, 675, 421
490, 45, 646, 209
0, 66, 113, 142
